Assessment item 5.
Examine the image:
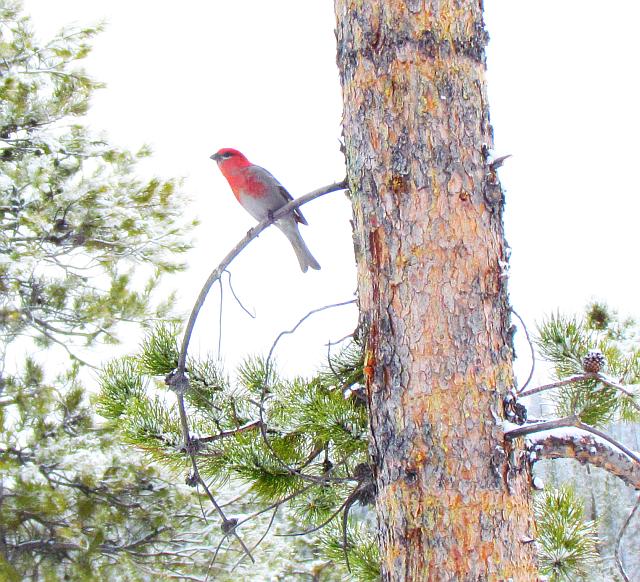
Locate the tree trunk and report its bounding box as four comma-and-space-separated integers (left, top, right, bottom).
334, 2, 539, 580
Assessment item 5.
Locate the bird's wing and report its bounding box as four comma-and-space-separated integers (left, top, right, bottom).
250, 165, 308, 225
277, 185, 308, 225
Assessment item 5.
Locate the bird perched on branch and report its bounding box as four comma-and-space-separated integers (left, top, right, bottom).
210, 148, 321, 272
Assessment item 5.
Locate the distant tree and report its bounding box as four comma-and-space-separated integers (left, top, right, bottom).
1, 359, 218, 581
0, 3, 216, 580
0, 0, 191, 360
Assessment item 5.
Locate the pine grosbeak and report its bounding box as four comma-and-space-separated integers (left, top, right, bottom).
210, 148, 320, 272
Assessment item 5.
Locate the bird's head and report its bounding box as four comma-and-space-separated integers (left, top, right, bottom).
210, 148, 251, 171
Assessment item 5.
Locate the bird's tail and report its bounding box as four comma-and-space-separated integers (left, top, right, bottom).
277, 219, 321, 273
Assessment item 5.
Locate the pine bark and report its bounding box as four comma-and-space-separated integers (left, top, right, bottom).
334, 2, 539, 580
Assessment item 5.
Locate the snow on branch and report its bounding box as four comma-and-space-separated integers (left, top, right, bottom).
505, 415, 640, 465
530, 433, 640, 490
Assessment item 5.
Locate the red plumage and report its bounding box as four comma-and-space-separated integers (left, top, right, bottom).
210, 148, 320, 272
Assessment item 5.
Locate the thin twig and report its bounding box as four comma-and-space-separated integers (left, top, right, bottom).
224, 269, 256, 318
597, 374, 640, 409
175, 393, 254, 562
231, 508, 279, 573
205, 534, 229, 582
265, 300, 357, 367
277, 497, 350, 537
614, 495, 640, 582
324, 333, 353, 348
235, 482, 317, 529
217, 278, 223, 359
196, 420, 263, 444
511, 308, 535, 392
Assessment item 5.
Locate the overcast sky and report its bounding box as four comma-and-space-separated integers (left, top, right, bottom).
24, 1, 640, 382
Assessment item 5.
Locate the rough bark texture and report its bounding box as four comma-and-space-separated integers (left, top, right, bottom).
334, 2, 538, 580
533, 434, 640, 490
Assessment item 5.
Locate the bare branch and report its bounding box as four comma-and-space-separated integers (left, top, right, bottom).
518, 375, 592, 399
174, 393, 254, 563
224, 269, 255, 319
258, 299, 357, 483
196, 420, 263, 445
530, 434, 640, 490
230, 507, 279, 573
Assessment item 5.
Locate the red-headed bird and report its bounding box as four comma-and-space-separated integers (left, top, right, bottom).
210, 148, 321, 272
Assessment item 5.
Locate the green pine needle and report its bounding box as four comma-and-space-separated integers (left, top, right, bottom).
96, 357, 144, 419
535, 485, 600, 582
536, 312, 635, 426
322, 522, 380, 581
139, 323, 180, 376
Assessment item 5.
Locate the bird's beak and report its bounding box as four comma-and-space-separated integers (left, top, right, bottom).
210, 153, 222, 162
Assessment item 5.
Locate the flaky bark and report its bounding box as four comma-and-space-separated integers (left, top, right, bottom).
335, 2, 538, 580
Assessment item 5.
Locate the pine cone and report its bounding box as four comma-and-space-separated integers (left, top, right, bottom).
582, 349, 606, 373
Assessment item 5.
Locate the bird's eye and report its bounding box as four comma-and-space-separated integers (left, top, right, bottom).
222, 152, 234, 159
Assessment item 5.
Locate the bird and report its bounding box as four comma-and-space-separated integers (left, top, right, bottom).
210, 148, 321, 272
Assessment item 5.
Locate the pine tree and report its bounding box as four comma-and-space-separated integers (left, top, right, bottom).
86, 0, 639, 579
0, 3, 216, 579
98, 325, 377, 580
0, 0, 192, 358
1, 359, 221, 580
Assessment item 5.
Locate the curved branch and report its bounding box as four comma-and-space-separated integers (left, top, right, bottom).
258, 299, 357, 484
530, 434, 640, 490
176, 179, 347, 375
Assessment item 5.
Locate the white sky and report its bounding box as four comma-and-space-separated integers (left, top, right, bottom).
23, 1, 640, 383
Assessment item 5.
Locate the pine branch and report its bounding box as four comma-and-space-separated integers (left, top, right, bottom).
519, 371, 638, 402
518, 372, 640, 415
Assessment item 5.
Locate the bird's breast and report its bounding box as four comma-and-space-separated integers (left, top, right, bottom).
237, 189, 273, 222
